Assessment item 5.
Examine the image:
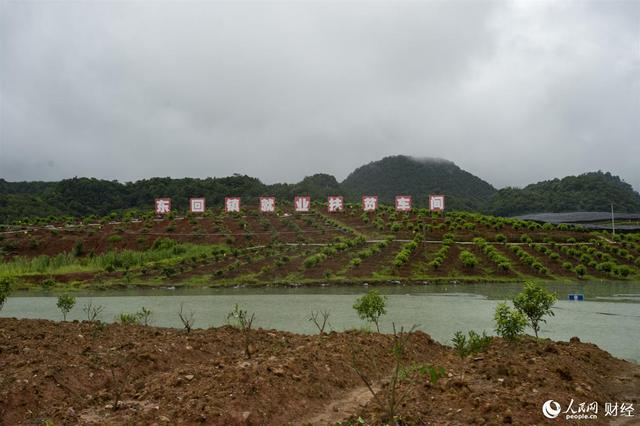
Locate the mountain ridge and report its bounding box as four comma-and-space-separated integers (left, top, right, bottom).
1, 156, 639, 221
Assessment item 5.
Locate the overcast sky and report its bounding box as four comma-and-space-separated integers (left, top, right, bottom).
1, 0, 639, 190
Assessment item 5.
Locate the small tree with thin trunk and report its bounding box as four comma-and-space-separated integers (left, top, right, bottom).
513, 281, 557, 338
308, 310, 330, 334
57, 294, 76, 321
353, 290, 387, 332
82, 300, 105, 322
178, 303, 195, 333
494, 303, 527, 341
227, 304, 256, 359
351, 323, 422, 425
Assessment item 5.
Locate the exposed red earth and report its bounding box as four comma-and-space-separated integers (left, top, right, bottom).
0, 318, 638, 425
3, 207, 637, 288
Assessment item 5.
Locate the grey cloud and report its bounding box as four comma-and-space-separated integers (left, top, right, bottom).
1, 0, 638, 190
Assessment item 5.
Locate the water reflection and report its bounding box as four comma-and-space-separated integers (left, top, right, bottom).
3, 281, 639, 363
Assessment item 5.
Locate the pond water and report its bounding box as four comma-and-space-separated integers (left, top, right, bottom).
2, 281, 639, 363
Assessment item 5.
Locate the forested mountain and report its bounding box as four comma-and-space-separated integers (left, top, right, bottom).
0, 176, 268, 222
486, 172, 640, 216
1, 159, 639, 222
341, 155, 497, 211
0, 174, 344, 222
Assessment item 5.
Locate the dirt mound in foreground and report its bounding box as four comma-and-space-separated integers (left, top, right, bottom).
0, 318, 638, 425
350, 337, 640, 425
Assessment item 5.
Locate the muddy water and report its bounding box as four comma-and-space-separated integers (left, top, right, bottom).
3, 281, 639, 362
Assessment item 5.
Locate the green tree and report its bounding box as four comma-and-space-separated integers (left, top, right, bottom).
513, 282, 557, 338
353, 290, 387, 332
574, 264, 586, 278
494, 303, 527, 341
56, 294, 76, 321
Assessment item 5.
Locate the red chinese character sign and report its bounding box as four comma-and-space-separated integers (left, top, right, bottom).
225, 197, 241, 213
294, 196, 311, 212
260, 197, 276, 213
327, 196, 344, 213
189, 198, 206, 213
429, 195, 445, 211
395, 195, 412, 212
362, 195, 378, 212
155, 198, 171, 215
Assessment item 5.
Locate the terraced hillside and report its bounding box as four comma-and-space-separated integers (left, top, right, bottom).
1, 204, 639, 289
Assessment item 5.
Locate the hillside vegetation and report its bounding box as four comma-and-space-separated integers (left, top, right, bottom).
1, 205, 639, 289
487, 171, 640, 216
341, 155, 496, 211
2, 157, 639, 222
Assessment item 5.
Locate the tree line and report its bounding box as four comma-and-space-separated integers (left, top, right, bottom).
2, 167, 639, 223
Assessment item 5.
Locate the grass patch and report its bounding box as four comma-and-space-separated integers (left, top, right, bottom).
0, 238, 228, 279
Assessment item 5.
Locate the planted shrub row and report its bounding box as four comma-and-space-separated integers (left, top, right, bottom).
429, 244, 451, 270
509, 245, 549, 274
303, 235, 367, 269
458, 250, 477, 268
473, 238, 512, 271
393, 235, 423, 268
350, 238, 392, 267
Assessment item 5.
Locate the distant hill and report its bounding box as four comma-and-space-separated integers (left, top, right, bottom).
341, 155, 496, 211
268, 173, 342, 200
0, 174, 344, 222
2, 158, 639, 222
486, 172, 640, 216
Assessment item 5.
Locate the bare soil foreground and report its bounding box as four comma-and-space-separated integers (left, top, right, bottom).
1, 318, 638, 425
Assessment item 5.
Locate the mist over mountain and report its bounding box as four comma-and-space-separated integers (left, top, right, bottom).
341, 155, 496, 211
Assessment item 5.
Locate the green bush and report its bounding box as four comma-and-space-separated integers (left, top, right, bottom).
57, 294, 76, 321
398, 364, 446, 384
152, 237, 177, 250
596, 261, 615, 273
393, 236, 422, 268
118, 312, 142, 325
459, 250, 477, 268
574, 264, 587, 277
429, 245, 450, 270
442, 232, 455, 245
353, 290, 387, 332
107, 234, 123, 244
494, 303, 527, 341
513, 282, 557, 338
72, 241, 84, 257
118, 307, 152, 326
615, 265, 631, 278
452, 330, 491, 358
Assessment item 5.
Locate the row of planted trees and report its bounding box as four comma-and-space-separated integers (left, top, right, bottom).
1, 278, 560, 424
0, 276, 557, 342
